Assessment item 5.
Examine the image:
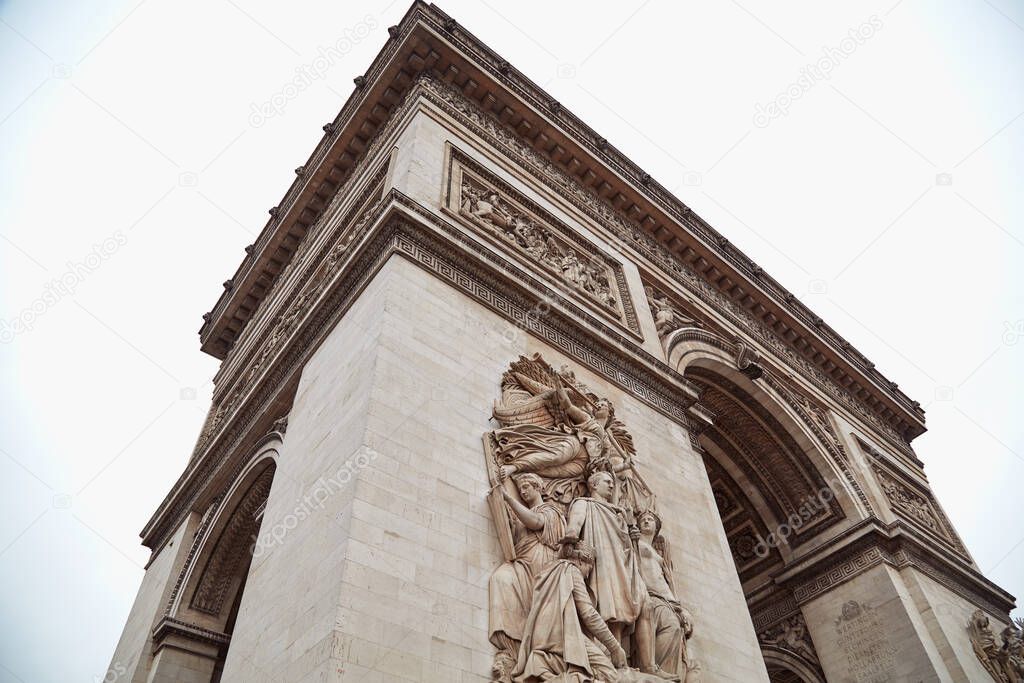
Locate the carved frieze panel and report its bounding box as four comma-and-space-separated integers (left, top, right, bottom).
443, 145, 640, 337
758, 613, 823, 674
857, 438, 967, 557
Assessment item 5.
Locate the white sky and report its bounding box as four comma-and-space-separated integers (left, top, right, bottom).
1, 0, 1021, 680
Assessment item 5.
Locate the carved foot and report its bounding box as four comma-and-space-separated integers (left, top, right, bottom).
617, 668, 679, 683
641, 666, 681, 682
491, 650, 515, 683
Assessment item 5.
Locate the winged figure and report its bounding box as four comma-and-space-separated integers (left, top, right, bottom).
486, 355, 654, 518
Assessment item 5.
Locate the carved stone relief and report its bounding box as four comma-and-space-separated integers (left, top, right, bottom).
758, 613, 822, 673
483, 354, 698, 682
645, 286, 703, 339
445, 147, 639, 336
190, 466, 274, 616
688, 368, 844, 547
968, 613, 1024, 683
703, 455, 782, 582
857, 438, 967, 556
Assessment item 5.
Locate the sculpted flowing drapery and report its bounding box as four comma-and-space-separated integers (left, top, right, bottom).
513, 556, 624, 683
489, 498, 565, 646
564, 490, 645, 627
484, 355, 698, 682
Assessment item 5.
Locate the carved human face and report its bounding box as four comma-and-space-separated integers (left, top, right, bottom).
517, 479, 541, 505
638, 512, 658, 536
594, 399, 611, 422
590, 472, 613, 501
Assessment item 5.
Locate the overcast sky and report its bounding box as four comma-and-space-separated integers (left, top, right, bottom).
1, 0, 1022, 680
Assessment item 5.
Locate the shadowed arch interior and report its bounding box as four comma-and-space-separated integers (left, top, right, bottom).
686, 365, 838, 683
688, 367, 844, 554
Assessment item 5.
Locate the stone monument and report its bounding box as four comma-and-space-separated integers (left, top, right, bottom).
106, 3, 1017, 681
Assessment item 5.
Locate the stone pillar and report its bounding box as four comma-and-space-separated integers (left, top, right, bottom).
105, 513, 201, 683
145, 638, 219, 683
216, 254, 770, 681
800, 562, 953, 682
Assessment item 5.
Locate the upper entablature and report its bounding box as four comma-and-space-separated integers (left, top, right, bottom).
198, 1, 924, 440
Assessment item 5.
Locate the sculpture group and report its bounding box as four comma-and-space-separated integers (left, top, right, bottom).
968, 610, 1024, 682
484, 355, 698, 683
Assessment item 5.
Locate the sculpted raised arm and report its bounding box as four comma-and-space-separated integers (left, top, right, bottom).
553, 375, 591, 425
500, 487, 544, 531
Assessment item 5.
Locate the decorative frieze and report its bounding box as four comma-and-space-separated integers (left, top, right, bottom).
146, 193, 706, 552
444, 146, 639, 336
857, 437, 967, 557
419, 73, 918, 450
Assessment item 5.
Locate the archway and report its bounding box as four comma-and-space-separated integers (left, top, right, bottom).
666, 327, 851, 681
149, 437, 281, 682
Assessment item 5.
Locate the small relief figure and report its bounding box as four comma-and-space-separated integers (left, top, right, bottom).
774, 617, 816, 663
560, 252, 585, 287
968, 609, 1010, 682
522, 227, 549, 261
1002, 622, 1024, 683
540, 233, 563, 269
635, 511, 692, 681
489, 473, 566, 682
474, 192, 505, 226
463, 183, 512, 233
648, 293, 676, 337
593, 273, 617, 309
513, 542, 629, 683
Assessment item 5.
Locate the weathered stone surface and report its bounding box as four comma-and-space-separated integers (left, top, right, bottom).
107, 4, 1016, 682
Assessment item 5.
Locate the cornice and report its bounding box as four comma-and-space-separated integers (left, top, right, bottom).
197, 0, 925, 441
772, 518, 1015, 619
151, 616, 230, 651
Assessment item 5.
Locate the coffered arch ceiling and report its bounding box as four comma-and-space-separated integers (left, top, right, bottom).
687, 367, 845, 581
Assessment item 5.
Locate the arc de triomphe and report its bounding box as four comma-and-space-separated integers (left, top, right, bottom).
107, 4, 1019, 682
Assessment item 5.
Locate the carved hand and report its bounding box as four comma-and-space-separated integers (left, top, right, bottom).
628, 525, 640, 542
609, 644, 628, 669
498, 464, 516, 482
